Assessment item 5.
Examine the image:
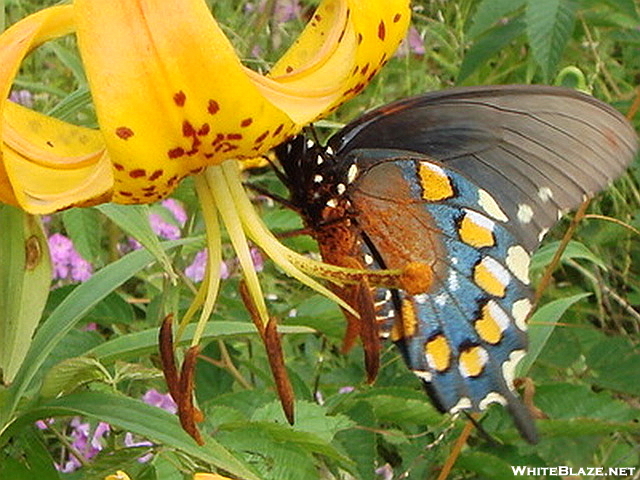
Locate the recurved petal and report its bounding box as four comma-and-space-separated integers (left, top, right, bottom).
0, 5, 76, 208
3, 102, 112, 213
74, 0, 298, 204
254, 0, 412, 123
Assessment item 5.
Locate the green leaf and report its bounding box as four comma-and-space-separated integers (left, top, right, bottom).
0, 206, 51, 384
517, 293, 590, 375
458, 16, 526, 83
1, 392, 263, 480
525, 0, 577, 80
335, 401, 377, 480
467, 0, 526, 39
584, 336, 640, 395
96, 203, 177, 279
600, 0, 639, 21
40, 357, 109, 398
62, 207, 102, 263
86, 321, 314, 365
531, 240, 606, 271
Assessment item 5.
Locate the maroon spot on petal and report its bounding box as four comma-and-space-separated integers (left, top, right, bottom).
119, 191, 133, 197
168, 147, 185, 159
149, 169, 164, 181
116, 127, 134, 140
168, 175, 179, 185
143, 192, 156, 197
361, 63, 369, 75
337, 28, 346, 43
113, 163, 125, 172
240, 118, 253, 128
273, 124, 284, 137
208, 99, 220, 115
227, 133, 242, 140
211, 133, 224, 146
173, 91, 186, 106
255, 130, 269, 143
182, 120, 195, 137
197, 123, 210, 136
394, 13, 402, 23
129, 169, 146, 178
46, 140, 54, 147
314, 13, 321, 21
204, 152, 214, 159
378, 20, 386, 41
286, 66, 293, 73
357, 33, 363, 44
142, 185, 156, 191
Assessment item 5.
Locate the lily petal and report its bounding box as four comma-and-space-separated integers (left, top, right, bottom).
3, 102, 112, 213
258, 0, 412, 122
74, 0, 299, 204
0, 5, 78, 208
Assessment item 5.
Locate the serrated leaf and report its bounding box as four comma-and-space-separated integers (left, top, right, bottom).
458, 16, 526, 83
585, 337, 640, 395
62, 207, 102, 263
40, 357, 109, 398
96, 203, 177, 280
0, 206, 51, 384
526, 0, 577, 80
517, 293, 590, 375
335, 401, 377, 480
467, 0, 526, 39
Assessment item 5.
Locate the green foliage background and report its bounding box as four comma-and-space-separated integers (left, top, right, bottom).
1, 1, 639, 479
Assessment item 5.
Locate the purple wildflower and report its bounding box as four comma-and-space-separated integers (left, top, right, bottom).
142, 388, 177, 414
339, 386, 355, 394
375, 464, 394, 480
9, 89, 34, 108
149, 199, 187, 240
245, 0, 301, 23
58, 418, 110, 472
185, 249, 230, 282
395, 26, 425, 57
48, 233, 93, 282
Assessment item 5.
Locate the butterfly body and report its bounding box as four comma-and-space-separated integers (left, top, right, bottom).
275, 85, 638, 443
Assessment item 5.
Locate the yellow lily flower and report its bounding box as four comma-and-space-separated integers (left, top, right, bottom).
2, 0, 410, 441
1, 0, 410, 212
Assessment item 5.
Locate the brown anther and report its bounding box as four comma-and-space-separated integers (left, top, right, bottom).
158, 315, 204, 444
400, 261, 433, 295
239, 281, 295, 424
159, 314, 181, 405
178, 346, 204, 444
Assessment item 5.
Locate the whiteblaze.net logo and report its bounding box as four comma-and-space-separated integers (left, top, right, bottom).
511, 466, 637, 476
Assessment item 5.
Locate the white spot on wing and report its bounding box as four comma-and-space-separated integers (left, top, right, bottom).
326, 198, 338, 208
512, 298, 532, 331
435, 292, 448, 306
486, 300, 511, 332
449, 397, 472, 413
480, 256, 512, 289
412, 370, 433, 382
538, 186, 553, 202
506, 245, 531, 285
517, 204, 534, 224
502, 349, 526, 389
336, 183, 346, 195
325, 146, 334, 155
478, 189, 508, 222
538, 228, 549, 242
313, 174, 323, 183
464, 209, 496, 232
306, 139, 315, 149
347, 164, 358, 184
316, 155, 324, 165
479, 392, 507, 410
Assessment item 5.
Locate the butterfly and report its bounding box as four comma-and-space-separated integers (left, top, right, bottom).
273, 85, 638, 443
